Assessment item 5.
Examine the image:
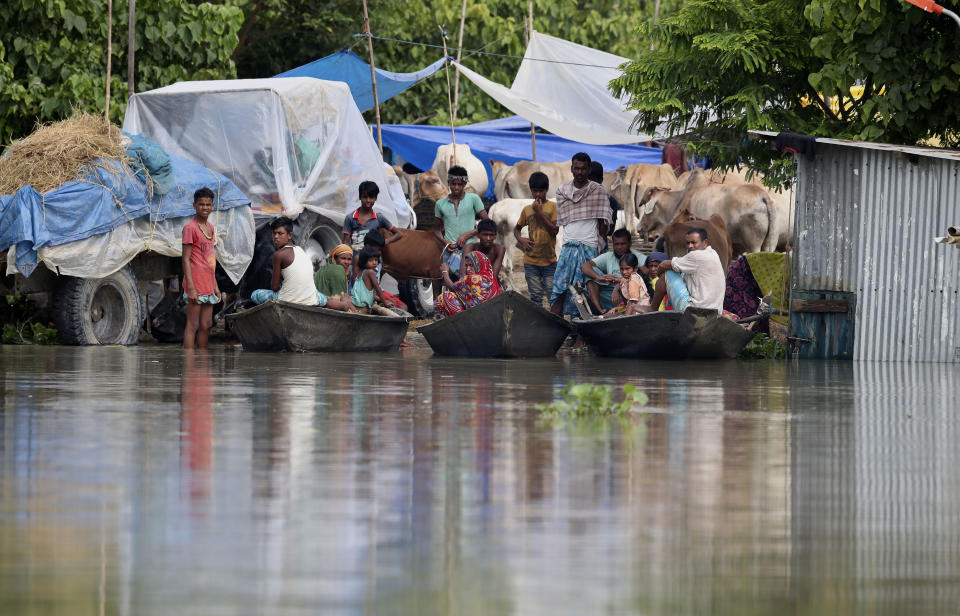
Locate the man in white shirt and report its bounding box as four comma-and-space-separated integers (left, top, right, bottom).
655, 227, 725, 313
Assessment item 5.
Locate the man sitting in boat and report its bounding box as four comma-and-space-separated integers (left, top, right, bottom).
653, 228, 725, 314
580, 229, 647, 315
461, 218, 505, 282
250, 217, 354, 311
435, 251, 502, 317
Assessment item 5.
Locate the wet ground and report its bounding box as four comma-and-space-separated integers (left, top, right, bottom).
1, 344, 958, 615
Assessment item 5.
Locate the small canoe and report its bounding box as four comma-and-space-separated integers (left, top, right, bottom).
573, 307, 755, 360
225, 300, 410, 352
417, 291, 572, 358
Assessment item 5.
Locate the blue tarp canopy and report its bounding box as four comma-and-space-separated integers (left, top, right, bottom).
0, 151, 250, 276
379, 123, 662, 199
274, 48, 447, 112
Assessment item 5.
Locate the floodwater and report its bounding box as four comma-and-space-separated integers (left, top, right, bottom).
1, 344, 958, 616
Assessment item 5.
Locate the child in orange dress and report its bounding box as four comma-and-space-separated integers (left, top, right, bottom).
603, 253, 653, 317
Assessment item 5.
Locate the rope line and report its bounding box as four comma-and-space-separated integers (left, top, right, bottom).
352, 33, 626, 70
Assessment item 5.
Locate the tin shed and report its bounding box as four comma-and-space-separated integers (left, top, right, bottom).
752, 132, 960, 362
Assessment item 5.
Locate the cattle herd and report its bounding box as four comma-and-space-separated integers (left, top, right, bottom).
392, 143, 794, 293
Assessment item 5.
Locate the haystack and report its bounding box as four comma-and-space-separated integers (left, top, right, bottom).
0, 112, 127, 195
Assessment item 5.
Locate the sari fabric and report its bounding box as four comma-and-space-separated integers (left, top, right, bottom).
435, 251, 503, 316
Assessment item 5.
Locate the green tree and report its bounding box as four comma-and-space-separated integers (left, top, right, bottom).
233, 0, 674, 126
0, 0, 244, 143
611, 0, 960, 186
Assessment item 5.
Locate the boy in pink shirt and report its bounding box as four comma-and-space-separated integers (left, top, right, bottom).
182, 187, 221, 349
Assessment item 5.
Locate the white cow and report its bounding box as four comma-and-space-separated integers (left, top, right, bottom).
490, 160, 573, 202
432, 143, 488, 197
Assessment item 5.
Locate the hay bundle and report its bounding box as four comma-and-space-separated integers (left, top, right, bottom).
0, 112, 127, 195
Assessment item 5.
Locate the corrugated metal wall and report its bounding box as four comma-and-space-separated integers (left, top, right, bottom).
794, 145, 960, 361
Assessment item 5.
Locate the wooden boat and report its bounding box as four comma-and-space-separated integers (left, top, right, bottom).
573, 307, 755, 359
417, 291, 572, 358
225, 300, 410, 352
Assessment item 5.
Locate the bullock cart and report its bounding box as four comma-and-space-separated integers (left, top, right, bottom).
226, 300, 410, 353
417, 291, 572, 358
573, 308, 754, 360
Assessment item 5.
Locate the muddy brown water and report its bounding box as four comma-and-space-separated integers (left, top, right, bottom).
1, 344, 958, 615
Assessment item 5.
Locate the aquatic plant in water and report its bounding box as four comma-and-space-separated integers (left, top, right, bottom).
537, 382, 648, 420
738, 334, 786, 359
1, 295, 56, 344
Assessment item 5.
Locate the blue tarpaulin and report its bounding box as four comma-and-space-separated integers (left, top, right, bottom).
274, 48, 447, 112
0, 151, 250, 277
378, 123, 662, 199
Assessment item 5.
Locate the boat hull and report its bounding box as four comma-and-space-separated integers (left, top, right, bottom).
574, 307, 755, 359
225, 300, 410, 352
417, 291, 572, 358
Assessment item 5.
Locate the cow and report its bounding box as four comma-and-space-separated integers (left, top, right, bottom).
661, 209, 733, 273
609, 163, 678, 236
637, 168, 778, 257
380, 228, 447, 280
392, 167, 449, 231
490, 159, 573, 201
432, 143, 488, 197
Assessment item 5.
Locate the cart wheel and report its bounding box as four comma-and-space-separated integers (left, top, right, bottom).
53, 266, 145, 345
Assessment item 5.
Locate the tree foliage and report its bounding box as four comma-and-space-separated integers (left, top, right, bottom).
610, 0, 960, 186
232, 0, 672, 126
0, 0, 244, 143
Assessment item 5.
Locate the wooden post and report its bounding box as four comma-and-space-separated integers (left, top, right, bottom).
105, 0, 113, 121
439, 25, 457, 162
650, 0, 661, 51
452, 0, 468, 123
526, 3, 537, 161
127, 0, 135, 98
361, 0, 383, 153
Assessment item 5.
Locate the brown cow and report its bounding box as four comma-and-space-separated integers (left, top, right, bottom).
609, 163, 678, 236
381, 228, 447, 280
661, 209, 733, 273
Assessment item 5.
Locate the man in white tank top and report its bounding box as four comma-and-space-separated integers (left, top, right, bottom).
250, 218, 354, 310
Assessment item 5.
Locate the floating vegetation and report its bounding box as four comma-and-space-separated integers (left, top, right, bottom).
537, 382, 648, 421
738, 334, 786, 359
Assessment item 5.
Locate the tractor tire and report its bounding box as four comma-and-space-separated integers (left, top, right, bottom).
53, 266, 146, 345
398, 279, 435, 318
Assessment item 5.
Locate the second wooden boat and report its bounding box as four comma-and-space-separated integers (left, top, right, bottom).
417, 291, 572, 358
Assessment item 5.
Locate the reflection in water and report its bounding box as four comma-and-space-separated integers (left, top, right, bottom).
1, 346, 959, 614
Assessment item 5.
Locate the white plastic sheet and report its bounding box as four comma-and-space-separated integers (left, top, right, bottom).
123, 78, 411, 227
454, 31, 653, 146
7, 205, 255, 283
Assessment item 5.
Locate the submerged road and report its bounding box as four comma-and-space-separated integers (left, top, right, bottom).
0, 345, 958, 614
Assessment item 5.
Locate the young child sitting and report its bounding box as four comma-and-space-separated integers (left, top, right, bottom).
351, 248, 394, 312
351, 228, 408, 311
461, 218, 505, 281
603, 253, 653, 317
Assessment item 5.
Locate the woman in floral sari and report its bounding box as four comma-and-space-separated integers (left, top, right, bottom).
435, 251, 502, 317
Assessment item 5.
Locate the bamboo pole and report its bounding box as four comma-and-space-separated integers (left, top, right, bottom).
526, 4, 537, 161
650, 0, 661, 51
452, 0, 467, 123
439, 25, 457, 162
105, 0, 113, 121
361, 0, 383, 153
127, 0, 135, 98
